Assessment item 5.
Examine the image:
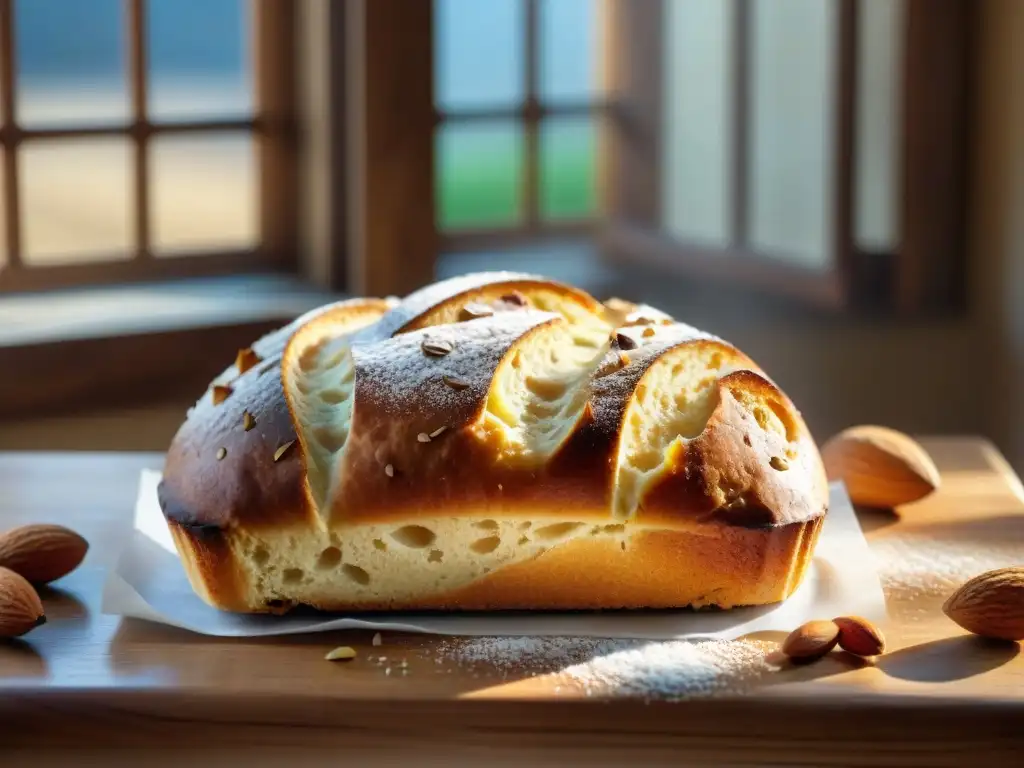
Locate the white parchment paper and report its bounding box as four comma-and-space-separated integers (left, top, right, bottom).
101, 470, 886, 639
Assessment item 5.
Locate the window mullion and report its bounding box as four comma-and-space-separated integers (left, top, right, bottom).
730, 0, 750, 248
126, 0, 151, 260
523, 0, 539, 230
0, 0, 22, 269
832, 0, 858, 304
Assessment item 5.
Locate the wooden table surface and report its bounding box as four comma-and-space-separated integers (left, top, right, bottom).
0, 437, 1022, 767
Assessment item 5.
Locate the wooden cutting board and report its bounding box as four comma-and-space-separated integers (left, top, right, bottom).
0, 437, 1021, 767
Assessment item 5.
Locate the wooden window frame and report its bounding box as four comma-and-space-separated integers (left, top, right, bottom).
0, 0, 299, 294
601, 0, 973, 314
0, 0, 439, 421
436, 0, 605, 254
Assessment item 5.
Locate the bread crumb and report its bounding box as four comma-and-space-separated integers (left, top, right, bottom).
372, 632, 383, 647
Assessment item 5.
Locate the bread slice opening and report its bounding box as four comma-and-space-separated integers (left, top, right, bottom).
290, 337, 357, 510
612, 345, 745, 519
476, 318, 609, 462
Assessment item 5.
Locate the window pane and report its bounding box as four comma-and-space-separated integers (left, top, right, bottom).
539, 0, 601, 103
151, 133, 257, 253
435, 0, 523, 111
748, 0, 837, 269
856, 0, 903, 252
147, 0, 252, 121
540, 117, 597, 220
437, 122, 523, 229
661, 0, 735, 247
21, 138, 133, 265
15, 0, 127, 127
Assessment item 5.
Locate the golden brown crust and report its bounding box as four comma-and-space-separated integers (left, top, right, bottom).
327, 322, 825, 530
640, 370, 829, 529
161, 273, 605, 532
160, 298, 392, 530
158, 272, 830, 614
376, 271, 605, 336
168, 521, 249, 612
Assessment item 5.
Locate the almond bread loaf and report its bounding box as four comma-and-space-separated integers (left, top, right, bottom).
159, 272, 828, 613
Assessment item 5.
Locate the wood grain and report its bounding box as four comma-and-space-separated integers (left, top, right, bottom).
0, 438, 1021, 765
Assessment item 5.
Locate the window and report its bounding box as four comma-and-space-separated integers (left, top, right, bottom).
603, 0, 972, 313
434, 0, 605, 251
0, 0, 972, 306
0, 0, 297, 293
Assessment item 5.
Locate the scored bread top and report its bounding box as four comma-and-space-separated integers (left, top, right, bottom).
158, 297, 394, 529
159, 272, 828, 535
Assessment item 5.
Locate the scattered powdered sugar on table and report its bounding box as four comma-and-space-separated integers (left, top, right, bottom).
437, 635, 775, 700
872, 535, 1021, 596
439, 635, 623, 673
869, 531, 1022, 622
562, 639, 773, 699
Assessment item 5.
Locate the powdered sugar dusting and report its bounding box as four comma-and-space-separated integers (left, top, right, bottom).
439, 635, 623, 672
437, 635, 775, 700
352, 310, 559, 420
564, 638, 773, 699
370, 271, 547, 338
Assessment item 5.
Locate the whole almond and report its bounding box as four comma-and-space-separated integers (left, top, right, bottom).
0, 566, 46, 638
821, 425, 940, 508
781, 619, 841, 662
942, 566, 1024, 641
833, 615, 886, 656
0, 524, 89, 585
